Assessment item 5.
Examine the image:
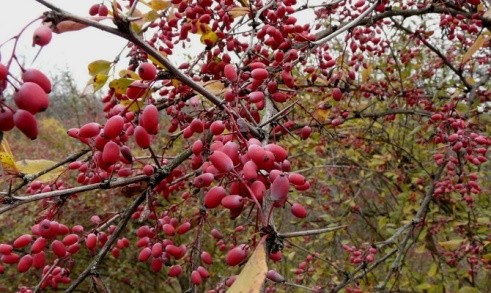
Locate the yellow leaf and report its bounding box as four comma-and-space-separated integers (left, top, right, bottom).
0, 139, 18, 174
88, 60, 112, 76
119, 69, 140, 79
148, 52, 167, 69
109, 78, 134, 95
462, 33, 489, 64
144, 10, 160, 22
16, 159, 63, 182
199, 80, 226, 96
120, 99, 145, 112
201, 30, 219, 46
237, 0, 248, 7
439, 239, 465, 251
227, 238, 268, 293
147, 0, 171, 10
92, 74, 109, 92
427, 262, 438, 277
229, 6, 250, 18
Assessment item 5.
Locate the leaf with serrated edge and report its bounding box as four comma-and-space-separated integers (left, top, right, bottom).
227, 237, 267, 293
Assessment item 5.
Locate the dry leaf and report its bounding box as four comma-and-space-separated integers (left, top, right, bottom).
461, 32, 489, 65
227, 237, 268, 293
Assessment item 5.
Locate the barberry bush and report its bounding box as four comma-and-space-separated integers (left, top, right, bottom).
1, 0, 491, 292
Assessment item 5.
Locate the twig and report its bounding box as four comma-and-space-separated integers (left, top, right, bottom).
278, 225, 346, 238
65, 189, 147, 292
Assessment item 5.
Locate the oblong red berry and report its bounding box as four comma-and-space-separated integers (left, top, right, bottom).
0, 244, 13, 254
79, 122, 101, 138
102, 141, 120, 165
134, 125, 151, 148
190, 118, 204, 133
22, 68, 52, 93
242, 160, 258, 181
225, 244, 248, 266
250, 181, 266, 201
62, 234, 79, 246
288, 172, 306, 186
1, 253, 20, 264
209, 151, 234, 173
193, 173, 214, 188
31, 237, 47, 254
191, 270, 202, 285
224, 64, 238, 83
251, 68, 269, 80
204, 186, 227, 208
176, 222, 191, 235
270, 174, 289, 203
17, 254, 33, 273
221, 195, 244, 210
138, 247, 152, 262
291, 203, 308, 218
103, 115, 124, 139
13, 109, 38, 140
0, 63, 7, 81
32, 25, 52, 46
168, 264, 182, 277
0, 107, 15, 131
264, 143, 288, 162
85, 233, 97, 250
32, 251, 46, 269
138, 62, 157, 80
201, 251, 213, 265
13, 234, 32, 249
210, 120, 225, 135
51, 240, 66, 258
332, 87, 342, 101
14, 82, 49, 114
141, 104, 159, 134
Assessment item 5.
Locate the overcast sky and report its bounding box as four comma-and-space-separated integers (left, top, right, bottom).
0, 1, 127, 90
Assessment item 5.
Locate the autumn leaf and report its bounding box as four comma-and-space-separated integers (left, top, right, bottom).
0, 138, 18, 175
120, 99, 145, 112
146, 0, 171, 10
229, 7, 250, 18
88, 60, 112, 76
16, 159, 63, 182
438, 239, 465, 251
227, 237, 268, 293
461, 32, 490, 65
109, 78, 134, 95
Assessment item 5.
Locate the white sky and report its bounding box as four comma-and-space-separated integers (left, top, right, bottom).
0, 1, 127, 90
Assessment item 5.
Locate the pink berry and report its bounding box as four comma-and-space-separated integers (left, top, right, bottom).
138, 62, 157, 80
33, 25, 52, 47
